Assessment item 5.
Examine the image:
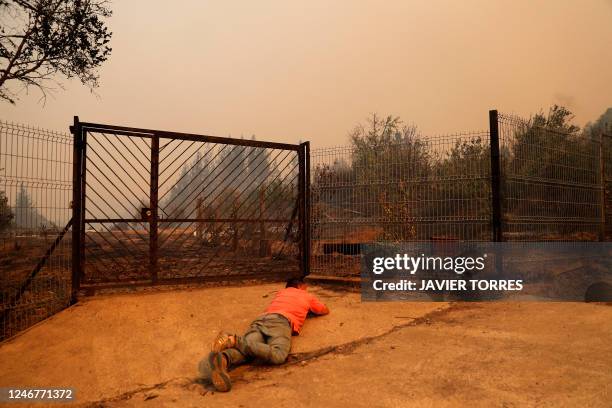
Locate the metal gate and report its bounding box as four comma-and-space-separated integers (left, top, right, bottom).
70, 117, 309, 291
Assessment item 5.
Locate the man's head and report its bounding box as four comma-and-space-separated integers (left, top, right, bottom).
286, 277, 307, 290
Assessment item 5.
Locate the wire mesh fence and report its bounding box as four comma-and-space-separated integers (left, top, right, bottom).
311, 131, 492, 277
311, 111, 612, 278
603, 133, 612, 239
0, 120, 72, 341
498, 113, 603, 241
1, 111, 610, 336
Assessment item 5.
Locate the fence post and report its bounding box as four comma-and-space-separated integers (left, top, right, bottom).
489, 110, 503, 242
305, 141, 311, 276
298, 142, 311, 277
196, 197, 203, 239
259, 185, 270, 257
212, 207, 219, 246
70, 116, 82, 303
297, 144, 305, 276
600, 132, 607, 241
232, 197, 239, 251
150, 135, 159, 283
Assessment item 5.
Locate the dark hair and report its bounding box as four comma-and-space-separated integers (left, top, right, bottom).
286, 277, 305, 288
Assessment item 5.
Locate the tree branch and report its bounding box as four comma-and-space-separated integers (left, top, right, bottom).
0, 23, 32, 90
0, 0, 113, 104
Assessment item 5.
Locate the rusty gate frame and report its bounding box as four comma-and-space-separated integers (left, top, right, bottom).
70, 117, 310, 297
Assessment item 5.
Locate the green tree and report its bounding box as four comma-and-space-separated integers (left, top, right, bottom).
0, 0, 113, 104
503, 105, 599, 238
586, 107, 612, 183
14, 185, 34, 227
349, 114, 430, 239
507, 105, 583, 181
14, 185, 50, 229
310, 114, 432, 241
245, 136, 272, 189
435, 137, 490, 208
0, 190, 13, 232
585, 107, 612, 136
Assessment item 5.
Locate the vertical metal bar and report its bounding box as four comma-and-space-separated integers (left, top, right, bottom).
600, 132, 607, 241
259, 185, 267, 257
150, 135, 159, 283
298, 145, 305, 277
80, 130, 87, 283
70, 116, 82, 303
489, 110, 502, 242
196, 197, 203, 239
232, 199, 238, 252
304, 141, 311, 276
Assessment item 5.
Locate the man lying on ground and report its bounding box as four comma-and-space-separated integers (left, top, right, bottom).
201, 277, 330, 392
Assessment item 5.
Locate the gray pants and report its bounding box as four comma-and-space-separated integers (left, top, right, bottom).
223, 313, 292, 366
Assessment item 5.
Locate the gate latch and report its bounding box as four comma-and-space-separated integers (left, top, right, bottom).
141, 207, 153, 221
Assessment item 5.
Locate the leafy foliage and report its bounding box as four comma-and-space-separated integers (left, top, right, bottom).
14, 185, 50, 229
314, 113, 491, 240
0, 190, 13, 232
500, 106, 602, 237
0, 0, 113, 104
585, 107, 612, 137
162, 138, 295, 227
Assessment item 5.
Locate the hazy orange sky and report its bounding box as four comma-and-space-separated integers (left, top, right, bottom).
2, 0, 612, 147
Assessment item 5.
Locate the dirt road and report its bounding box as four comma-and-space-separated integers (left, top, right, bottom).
0, 284, 610, 407
0, 283, 442, 405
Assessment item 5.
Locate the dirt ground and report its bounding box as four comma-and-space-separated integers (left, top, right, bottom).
0, 284, 611, 407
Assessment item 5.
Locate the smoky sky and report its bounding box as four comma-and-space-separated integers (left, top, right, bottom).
2, 0, 612, 147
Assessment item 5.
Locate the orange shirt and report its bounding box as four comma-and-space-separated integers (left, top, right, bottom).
264, 287, 328, 334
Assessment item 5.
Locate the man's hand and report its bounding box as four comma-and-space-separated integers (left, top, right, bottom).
309, 296, 330, 316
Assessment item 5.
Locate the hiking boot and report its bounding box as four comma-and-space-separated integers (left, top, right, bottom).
209, 352, 232, 392
211, 332, 237, 352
